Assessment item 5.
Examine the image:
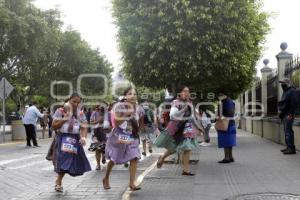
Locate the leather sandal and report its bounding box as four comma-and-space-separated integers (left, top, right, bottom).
182, 171, 195, 176
55, 184, 63, 192
129, 186, 141, 191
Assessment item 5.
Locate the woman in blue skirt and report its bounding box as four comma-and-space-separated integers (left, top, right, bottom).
52, 92, 91, 192
217, 92, 237, 164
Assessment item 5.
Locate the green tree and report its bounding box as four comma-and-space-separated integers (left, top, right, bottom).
1, 0, 113, 107
53, 30, 113, 100
32, 95, 48, 107
0, 0, 62, 78
112, 0, 269, 98
1, 0, 63, 105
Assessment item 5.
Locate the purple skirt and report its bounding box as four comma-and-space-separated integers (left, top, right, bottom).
55, 133, 91, 176
105, 129, 141, 165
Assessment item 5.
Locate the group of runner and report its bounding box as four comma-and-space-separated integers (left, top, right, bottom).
47, 85, 236, 193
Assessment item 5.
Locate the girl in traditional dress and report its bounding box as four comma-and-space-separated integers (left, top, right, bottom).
140, 102, 156, 156
89, 105, 108, 170
155, 86, 199, 175
52, 92, 91, 192
103, 87, 144, 191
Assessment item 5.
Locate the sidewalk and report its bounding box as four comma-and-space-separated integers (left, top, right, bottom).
131, 129, 300, 200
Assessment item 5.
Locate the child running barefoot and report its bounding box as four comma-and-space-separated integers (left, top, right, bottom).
103, 87, 144, 191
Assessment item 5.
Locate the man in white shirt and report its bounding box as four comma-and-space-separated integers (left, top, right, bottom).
23, 102, 45, 147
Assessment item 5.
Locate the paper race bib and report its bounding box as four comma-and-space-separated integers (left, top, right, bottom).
183, 122, 193, 136
117, 128, 134, 143
61, 136, 78, 154
118, 134, 132, 142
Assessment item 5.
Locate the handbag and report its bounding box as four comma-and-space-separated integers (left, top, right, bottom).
215, 118, 229, 132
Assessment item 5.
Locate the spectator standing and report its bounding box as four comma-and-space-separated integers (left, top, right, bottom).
278, 78, 298, 155
23, 102, 45, 147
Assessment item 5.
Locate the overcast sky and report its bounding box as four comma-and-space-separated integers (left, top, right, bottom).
34, 0, 300, 76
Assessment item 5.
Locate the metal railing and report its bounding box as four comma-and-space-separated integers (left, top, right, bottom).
285, 56, 300, 76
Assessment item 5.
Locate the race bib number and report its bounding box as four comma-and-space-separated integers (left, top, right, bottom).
183, 122, 193, 135
117, 128, 134, 143
118, 134, 131, 142
61, 136, 78, 154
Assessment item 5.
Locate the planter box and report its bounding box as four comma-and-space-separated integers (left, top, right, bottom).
11, 120, 26, 140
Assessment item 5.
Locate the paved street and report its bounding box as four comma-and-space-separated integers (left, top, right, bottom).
0, 135, 160, 200
1, 129, 300, 200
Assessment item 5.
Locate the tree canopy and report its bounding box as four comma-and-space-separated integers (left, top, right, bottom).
0, 0, 113, 108
112, 0, 269, 99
